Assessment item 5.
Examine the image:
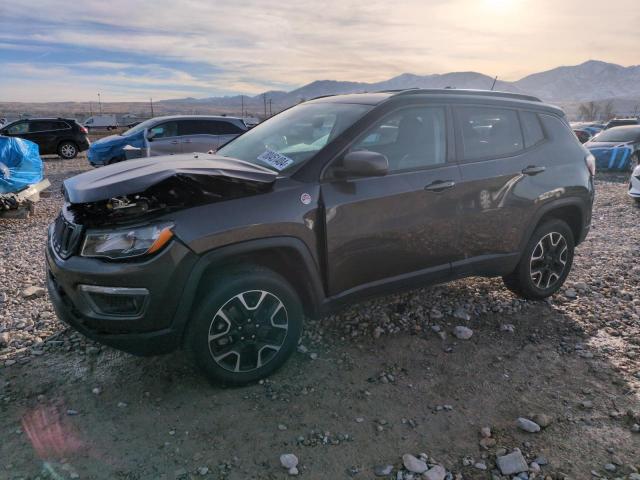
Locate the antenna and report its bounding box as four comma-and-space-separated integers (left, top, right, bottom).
490, 76, 498, 91
150, 97, 154, 117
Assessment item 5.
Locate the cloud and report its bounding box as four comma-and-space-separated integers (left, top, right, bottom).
0, 0, 639, 101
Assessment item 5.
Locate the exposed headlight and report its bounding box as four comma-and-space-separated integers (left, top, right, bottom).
81, 223, 174, 259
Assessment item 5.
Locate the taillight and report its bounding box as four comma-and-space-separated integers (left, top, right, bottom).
79, 125, 88, 134
585, 153, 596, 176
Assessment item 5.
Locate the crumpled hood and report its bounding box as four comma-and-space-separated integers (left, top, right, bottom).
585, 140, 634, 149
92, 134, 123, 147
64, 153, 277, 204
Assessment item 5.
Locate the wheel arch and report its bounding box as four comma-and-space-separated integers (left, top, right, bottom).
523, 198, 588, 252
171, 237, 326, 342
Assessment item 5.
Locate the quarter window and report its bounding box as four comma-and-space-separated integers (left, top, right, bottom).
459, 107, 523, 160
520, 111, 545, 148
350, 106, 447, 171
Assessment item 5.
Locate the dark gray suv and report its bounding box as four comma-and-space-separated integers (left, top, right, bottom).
46, 89, 595, 384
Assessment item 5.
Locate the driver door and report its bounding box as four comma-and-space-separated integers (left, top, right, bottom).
321, 105, 463, 296
147, 121, 181, 156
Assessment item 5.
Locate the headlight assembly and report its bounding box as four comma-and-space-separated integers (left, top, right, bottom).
81, 223, 174, 260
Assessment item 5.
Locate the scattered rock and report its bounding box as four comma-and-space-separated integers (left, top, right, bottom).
452, 326, 473, 340
21, 286, 45, 299
453, 307, 471, 321
280, 453, 298, 470
516, 417, 541, 433
402, 454, 427, 474
496, 450, 528, 475
531, 413, 553, 428
423, 465, 446, 480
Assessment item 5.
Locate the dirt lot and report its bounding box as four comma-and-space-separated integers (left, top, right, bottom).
1, 155, 639, 480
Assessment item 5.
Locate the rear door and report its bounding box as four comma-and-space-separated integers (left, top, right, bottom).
452, 105, 549, 272
147, 121, 181, 156
321, 105, 463, 296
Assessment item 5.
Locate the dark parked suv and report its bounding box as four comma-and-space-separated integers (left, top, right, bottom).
46, 89, 595, 384
1, 118, 90, 159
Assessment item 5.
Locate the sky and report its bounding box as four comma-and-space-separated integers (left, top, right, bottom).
0, 0, 639, 102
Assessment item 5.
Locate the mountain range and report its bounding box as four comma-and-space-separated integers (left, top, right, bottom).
2, 60, 639, 120
159, 60, 640, 112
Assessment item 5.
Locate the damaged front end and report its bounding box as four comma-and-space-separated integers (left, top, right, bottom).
61, 153, 277, 228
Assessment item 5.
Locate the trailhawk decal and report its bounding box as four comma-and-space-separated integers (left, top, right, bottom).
257, 149, 294, 171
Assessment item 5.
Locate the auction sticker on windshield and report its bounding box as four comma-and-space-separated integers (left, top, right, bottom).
257, 149, 294, 171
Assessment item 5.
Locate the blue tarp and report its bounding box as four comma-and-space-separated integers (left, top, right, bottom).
590, 146, 634, 171
0, 136, 44, 194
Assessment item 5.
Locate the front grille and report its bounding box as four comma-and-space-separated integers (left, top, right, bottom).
52, 215, 83, 259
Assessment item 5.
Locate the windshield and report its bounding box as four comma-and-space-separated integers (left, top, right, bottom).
121, 118, 158, 136
217, 102, 371, 172
592, 128, 640, 143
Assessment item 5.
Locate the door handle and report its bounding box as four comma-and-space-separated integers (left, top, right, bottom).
182, 139, 191, 143
424, 180, 456, 192
522, 165, 546, 175
170, 140, 179, 144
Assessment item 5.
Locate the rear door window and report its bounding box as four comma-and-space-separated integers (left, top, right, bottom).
458, 107, 524, 160
520, 111, 545, 147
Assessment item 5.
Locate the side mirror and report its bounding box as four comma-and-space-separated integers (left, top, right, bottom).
342, 150, 388, 177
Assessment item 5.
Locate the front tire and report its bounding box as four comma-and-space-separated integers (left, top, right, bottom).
58, 141, 78, 159
503, 219, 575, 300
185, 266, 303, 385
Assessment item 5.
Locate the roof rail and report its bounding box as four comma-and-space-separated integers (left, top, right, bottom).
389, 88, 542, 103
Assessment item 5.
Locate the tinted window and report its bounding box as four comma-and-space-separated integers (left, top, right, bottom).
149, 121, 178, 138
213, 120, 245, 135
30, 121, 68, 132
591, 127, 640, 143
350, 106, 447, 171
459, 107, 523, 160
6, 122, 29, 134
520, 111, 545, 147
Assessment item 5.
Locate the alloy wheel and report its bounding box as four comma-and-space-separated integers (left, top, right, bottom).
207, 290, 289, 373
529, 232, 568, 290
60, 144, 76, 158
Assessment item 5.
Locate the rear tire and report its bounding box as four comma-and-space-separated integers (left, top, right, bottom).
184, 266, 303, 386
58, 141, 78, 159
503, 219, 575, 300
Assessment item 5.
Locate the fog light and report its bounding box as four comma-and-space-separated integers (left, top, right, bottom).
79, 285, 149, 317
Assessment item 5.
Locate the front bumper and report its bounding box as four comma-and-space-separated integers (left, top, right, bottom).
46, 224, 199, 355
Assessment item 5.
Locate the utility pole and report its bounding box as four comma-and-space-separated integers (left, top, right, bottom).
97, 93, 102, 113
269, 99, 272, 117
241, 95, 244, 118
150, 97, 154, 117
89, 102, 93, 116
263, 94, 267, 119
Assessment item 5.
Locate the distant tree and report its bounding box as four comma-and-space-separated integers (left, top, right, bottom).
577, 101, 600, 121
601, 100, 616, 121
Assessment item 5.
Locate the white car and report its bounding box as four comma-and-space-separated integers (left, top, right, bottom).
629, 164, 640, 203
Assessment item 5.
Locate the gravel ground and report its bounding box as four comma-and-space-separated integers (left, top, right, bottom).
1, 156, 639, 479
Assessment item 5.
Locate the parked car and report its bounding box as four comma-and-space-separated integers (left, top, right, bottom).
84, 115, 118, 131
0, 118, 90, 159
87, 115, 248, 166
604, 118, 639, 129
629, 164, 640, 203
47, 89, 594, 384
584, 125, 640, 171
573, 129, 591, 143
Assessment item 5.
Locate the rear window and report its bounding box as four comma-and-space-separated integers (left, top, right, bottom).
591, 127, 640, 143
458, 107, 524, 160
520, 111, 545, 147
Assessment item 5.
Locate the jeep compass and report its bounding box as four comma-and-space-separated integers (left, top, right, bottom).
46, 89, 595, 384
